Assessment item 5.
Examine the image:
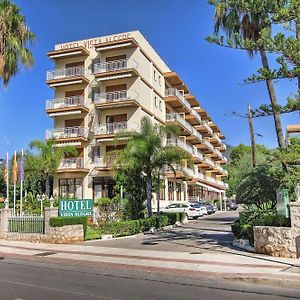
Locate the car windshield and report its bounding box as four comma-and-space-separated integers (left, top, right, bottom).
190, 204, 201, 208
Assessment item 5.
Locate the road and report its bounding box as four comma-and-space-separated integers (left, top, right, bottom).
85, 210, 239, 253
0, 256, 300, 300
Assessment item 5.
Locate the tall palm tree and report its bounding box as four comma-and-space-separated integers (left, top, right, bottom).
27, 139, 76, 197
0, 0, 35, 87
113, 117, 190, 217
212, 0, 285, 148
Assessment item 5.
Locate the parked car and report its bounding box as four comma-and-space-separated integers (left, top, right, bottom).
226, 200, 238, 211
162, 203, 203, 219
191, 202, 215, 215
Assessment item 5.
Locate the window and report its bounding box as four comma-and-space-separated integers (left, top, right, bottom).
159, 99, 162, 111
59, 178, 83, 199
158, 75, 161, 86
168, 181, 174, 201
92, 146, 100, 162
176, 183, 181, 201
154, 70, 157, 81
154, 96, 158, 107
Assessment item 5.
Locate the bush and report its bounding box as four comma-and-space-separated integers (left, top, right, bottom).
231, 209, 290, 245
49, 216, 88, 237
97, 213, 185, 238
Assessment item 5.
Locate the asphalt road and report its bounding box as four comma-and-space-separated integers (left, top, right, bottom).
85, 210, 239, 253
0, 257, 300, 300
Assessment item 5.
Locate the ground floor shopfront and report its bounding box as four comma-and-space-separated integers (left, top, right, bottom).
54, 174, 226, 208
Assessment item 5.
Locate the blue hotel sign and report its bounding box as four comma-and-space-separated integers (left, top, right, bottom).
59, 199, 93, 217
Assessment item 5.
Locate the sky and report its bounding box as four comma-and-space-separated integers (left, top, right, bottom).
0, 0, 299, 158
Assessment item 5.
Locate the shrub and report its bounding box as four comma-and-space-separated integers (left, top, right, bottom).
49, 216, 88, 237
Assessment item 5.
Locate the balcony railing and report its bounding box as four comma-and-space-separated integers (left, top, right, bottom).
200, 121, 213, 135
47, 66, 87, 81
212, 134, 222, 145
203, 139, 214, 152
166, 113, 193, 132
165, 88, 191, 110
214, 148, 223, 158
46, 96, 85, 110
93, 58, 138, 74
190, 109, 202, 123
94, 122, 138, 135
205, 176, 217, 184
93, 156, 116, 168
192, 146, 203, 161
94, 90, 137, 105
166, 139, 193, 157
191, 127, 203, 142
59, 158, 85, 169
46, 126, 88, 140
204, 157, 215, 168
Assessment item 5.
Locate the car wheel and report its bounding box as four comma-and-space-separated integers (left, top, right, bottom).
193, 216, 198, 220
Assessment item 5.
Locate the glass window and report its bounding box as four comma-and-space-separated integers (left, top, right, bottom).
154, 96, 158, 107
159, 100, 162, 111
59, 178, 83, 199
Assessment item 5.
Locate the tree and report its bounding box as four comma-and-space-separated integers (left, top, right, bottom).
112, 117, 190, 217
0, 0, 35, 87
207, 0, 286, 148
27, 139, 76, 197
225, 144, 271, 196
236, 164, 283, 210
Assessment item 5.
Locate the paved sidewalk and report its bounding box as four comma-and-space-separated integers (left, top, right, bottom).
0, 239, 300, 290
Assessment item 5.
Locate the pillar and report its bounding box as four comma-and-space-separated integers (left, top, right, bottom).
0, 208, 12, 234
44, 207, 58, 234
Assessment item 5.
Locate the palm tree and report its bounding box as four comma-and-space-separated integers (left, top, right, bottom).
0, 0, 35, 87
211, 0, 285, 148
113, 117, 190, 217
27, 139, 76, 197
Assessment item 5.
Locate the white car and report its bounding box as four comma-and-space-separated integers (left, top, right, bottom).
162, 203, 203, 219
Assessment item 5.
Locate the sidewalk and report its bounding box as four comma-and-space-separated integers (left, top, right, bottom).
0, 239, 300, 289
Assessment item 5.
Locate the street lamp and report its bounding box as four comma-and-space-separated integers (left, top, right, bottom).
37, 194, 46, 216
49, 196, 54, 208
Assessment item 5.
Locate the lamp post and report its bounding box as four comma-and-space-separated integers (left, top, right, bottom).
49, 196, 54, 208
37, 194, 46, 216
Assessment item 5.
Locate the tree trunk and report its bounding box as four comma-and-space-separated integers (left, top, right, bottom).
45, 177, 50, 198
296, 19, 300, 89
146, 173, 152, 217
248, 104, 257, 167
259, 49, 285, 148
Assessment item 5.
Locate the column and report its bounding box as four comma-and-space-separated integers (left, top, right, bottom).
0, 208, 13, 235
44, 207, 58, 235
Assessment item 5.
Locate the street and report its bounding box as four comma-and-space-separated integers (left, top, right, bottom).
0, 256, 300, 300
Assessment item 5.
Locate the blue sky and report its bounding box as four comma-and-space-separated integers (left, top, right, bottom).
0, 0, 299, 158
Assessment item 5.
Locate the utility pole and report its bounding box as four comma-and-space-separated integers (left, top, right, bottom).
248, 104, 257, 167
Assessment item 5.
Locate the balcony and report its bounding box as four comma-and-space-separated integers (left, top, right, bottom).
46, 96, 89, 117
57, 158, 89, 173
196, 138, 214, 153
47, 46, 89, 61
195, 121, 213, 137
93, 58, 139, 81
211, 148, 223, 161
46, 66, 89, 87
166, 138, 194, 158
210, 134, 222, 147
93, 156, 116, 171
220, 156, 227, 165
166, 113, 192, 134
164, 88, 191, 112
94, 38, 138, 53
194, 106, 211, 121
46, 126, 88, 143
192, 146, 204, 164
184, 94, 199, 107
94, 90, 139, 109
94, 121, 139, 141
219, 143, 227, 152
164, 165, 194, 180
185, 109, 202, 126
198, 157, 215, 170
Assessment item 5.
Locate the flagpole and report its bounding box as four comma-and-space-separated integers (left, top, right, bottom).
13, 151, 16, 216
20, 149, 23, 215
6, 152, 9, 208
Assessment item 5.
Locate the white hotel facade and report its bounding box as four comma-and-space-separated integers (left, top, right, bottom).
45, 31, 228, 209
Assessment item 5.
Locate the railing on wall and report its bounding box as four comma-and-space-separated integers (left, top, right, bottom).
8, 214, 44, 234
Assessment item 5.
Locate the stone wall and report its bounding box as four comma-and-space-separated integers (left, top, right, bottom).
254, 201, 300, 258
0, 207, 84, 244
254, 226, 300, 258
3, 224, 84, 244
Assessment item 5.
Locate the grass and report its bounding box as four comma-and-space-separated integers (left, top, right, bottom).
85, 227, 101, 241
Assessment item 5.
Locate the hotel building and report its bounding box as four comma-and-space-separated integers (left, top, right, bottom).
45, 31, 228, 209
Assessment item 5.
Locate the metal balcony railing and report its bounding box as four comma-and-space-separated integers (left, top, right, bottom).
93, 58, 138, 74
166, 113, 193, 132
46, 126, 88, 139
46, 96, 85, 110
59, 158, 85, 169
93, 156, 116, 168
200, 121, 213, 135
47, 66, 87, 81
165, 88, 191, 110
94, 122, 138, 135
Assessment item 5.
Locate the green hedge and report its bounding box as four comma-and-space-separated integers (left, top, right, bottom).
98, 212, 184, 238
231, 209, 290, 245
49, 216, 88, 237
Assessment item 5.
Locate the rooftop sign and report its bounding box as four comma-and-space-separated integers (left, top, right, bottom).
57, 32, 132, 50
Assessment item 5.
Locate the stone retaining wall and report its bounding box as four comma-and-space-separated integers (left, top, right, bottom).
254, 226, 300, 258
1, 224, 84, 244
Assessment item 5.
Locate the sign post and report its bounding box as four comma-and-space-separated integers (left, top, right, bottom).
59, 199, 93, 217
